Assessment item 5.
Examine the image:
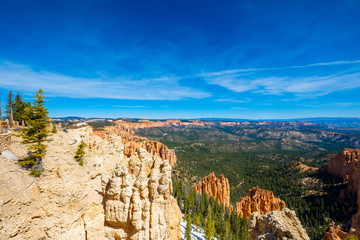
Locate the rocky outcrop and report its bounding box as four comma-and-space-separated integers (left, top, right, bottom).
123, 140, 177, 166
234, 187, 286, 218
249, 207, 310, 240
0, 133, 11, 151
325, 148, 360, 239
321, 227, 345, 240
0, 127, 181, 240
94, 124, 177, 166
103, 148, 181, 240
193, 172, 230, 207
294, 162, 318, 173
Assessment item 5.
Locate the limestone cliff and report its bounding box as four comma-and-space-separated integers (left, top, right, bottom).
94, 125, 177, 166
248, 207, 310, 240
193, 172, 230, 207
123, 140, 177, 167
0, 127, 181, 240
103, 148, 181, 240
324, 148, 360, 239
234, 187, 286, 218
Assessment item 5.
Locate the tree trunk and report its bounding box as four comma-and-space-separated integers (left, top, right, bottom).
9, 106, 14, 127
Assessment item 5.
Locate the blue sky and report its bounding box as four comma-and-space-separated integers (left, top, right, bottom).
0, 0, 360, 119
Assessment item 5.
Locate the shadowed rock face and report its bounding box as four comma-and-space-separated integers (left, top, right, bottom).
249, 208, 310, 240
193, 172, 230, 207
323, 148, 360, 239
234, 187, 286, 218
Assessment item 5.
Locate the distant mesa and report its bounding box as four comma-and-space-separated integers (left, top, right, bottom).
193, 172, 231, 208
234, 186, 286, 218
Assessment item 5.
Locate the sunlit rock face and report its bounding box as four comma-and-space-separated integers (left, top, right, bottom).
248, 208, 310, 240
103, 148, 181, 240
234, 186, 286, 218
0, 128, 181, 240
193, 172, 231, 207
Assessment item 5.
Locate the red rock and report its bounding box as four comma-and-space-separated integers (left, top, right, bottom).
326, 149, 360, 238
123, 140, 177, 166
234, 187, 286, 218
93, 124, 177, 166
193, 172, 231, 207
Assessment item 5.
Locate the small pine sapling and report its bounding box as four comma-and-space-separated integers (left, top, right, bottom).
75, 140, 87, 166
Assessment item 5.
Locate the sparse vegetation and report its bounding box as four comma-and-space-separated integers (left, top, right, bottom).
51, 124, 57, 134
87, 120, 115, 130
18, 89, 50, 177
75, 140, 87, 166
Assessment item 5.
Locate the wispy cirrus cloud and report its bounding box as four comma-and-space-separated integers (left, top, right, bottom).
0, 62, 210, 100
207, 72, 360, 97
199, 59, 360, 77
203, 60, 360, 97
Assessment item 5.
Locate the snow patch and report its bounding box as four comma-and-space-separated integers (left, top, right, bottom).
180, 219, 218, 240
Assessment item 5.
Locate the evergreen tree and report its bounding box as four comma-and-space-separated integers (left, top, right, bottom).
51, 124, 57, 134
205, 205, 215, 240
75, 140, 87, 165
185, 213, 192, 240
345, 236, 359, 240
18, 89, 50, 176
5, 90, 14, 126
194, 213, 202, 228
13, 93, 27, 124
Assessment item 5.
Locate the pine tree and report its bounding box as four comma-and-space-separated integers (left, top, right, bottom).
205, 205, 215, 240
51, 124, 57, 134
185, 213, 192, 240
75, 140, 87, 165
13, 93, 27, 124
194, 213, 202, 228
345, 236, 359, 240
5, 90, 14, 126
18, 89, 50, 177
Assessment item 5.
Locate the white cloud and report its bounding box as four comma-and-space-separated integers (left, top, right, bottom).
215, 98, 250, 103
0, 62, 211, 100
206, 71, 360, 97
199, 59, 360, 77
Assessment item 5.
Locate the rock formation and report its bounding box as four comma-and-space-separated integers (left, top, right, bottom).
94, 124, 177, 166
123, 140, 177, 167
0, 126, 181, 240
324, 148, 360, 239
103, 148, 181, 240
234, 187, 286, 218
294, 162, 318, 173
248, 207, 310, 240
193, 172, 230, 207
321, 227, 344, 240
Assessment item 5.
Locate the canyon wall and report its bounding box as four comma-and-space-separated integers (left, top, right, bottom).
324, 148, 360, 239
103, 148, 181, 240
234, 186, 286, 218
123, 140, 177, 166
94, 124, 177, 166
0, 127, 181, 240
193, 172, 230, 207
